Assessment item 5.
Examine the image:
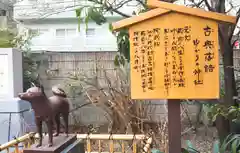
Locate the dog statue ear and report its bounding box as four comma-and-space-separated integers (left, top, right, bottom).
40, 85, 43, 91
31, 82, 36, 87
40, 85, 45, 93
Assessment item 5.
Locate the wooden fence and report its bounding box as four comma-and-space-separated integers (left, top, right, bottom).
35, 51, 118, 126
31, 49, 240, 127
0, 133, 152, 153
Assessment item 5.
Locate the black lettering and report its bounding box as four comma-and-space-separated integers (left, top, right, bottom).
203, 26, 213, 36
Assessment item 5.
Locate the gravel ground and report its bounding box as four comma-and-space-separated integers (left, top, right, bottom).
181, 126, 218, 152
79, 126, 219, 153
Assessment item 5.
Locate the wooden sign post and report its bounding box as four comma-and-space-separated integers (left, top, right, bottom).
112, 0, 236, 152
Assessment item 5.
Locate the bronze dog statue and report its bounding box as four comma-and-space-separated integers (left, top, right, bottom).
18, 85, 70, 147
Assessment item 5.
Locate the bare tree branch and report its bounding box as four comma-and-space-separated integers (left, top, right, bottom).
225, 1, 234, 14
229, 8, 240, 45
135, 0, 147, 9
203, 0, 214, 11
88, 0, 131, 17
188, 0, 204, 8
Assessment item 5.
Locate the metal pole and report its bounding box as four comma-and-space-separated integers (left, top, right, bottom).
8, 113, 12, 142
168, 99, 181, 153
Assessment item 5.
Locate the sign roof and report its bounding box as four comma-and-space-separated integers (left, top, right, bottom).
112, 0, 236, 31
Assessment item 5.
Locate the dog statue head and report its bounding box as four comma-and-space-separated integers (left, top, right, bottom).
18, 86, 44, 102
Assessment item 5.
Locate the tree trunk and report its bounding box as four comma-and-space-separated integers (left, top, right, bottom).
209, 0, 237, 141
217, 23, 237, 141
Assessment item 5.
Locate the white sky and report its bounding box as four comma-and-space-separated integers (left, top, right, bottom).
174, 0, 240, 34
12, 0, 240, 31
175, 0, 240, 15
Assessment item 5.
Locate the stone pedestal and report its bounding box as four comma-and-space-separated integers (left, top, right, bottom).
0, 99, 35, 150
23, 134, 83, 153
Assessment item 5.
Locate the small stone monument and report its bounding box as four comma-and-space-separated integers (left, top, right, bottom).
0, 48, 23, 99
0, 48, 35, 151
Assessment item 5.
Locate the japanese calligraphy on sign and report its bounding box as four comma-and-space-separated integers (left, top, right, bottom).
132, 28, 160, 92
129, 13, 219, 99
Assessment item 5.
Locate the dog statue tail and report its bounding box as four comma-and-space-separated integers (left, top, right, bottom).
52, 86, 67, 98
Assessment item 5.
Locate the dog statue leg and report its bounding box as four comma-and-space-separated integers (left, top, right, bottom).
63, 113, 69, 137
46, 119, 53, 147
36, 118, 42, 147
53, 114, 60, 137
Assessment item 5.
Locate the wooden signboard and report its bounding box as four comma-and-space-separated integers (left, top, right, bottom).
129, 12, 219, 99
112, 1, 236, 153
112, 1, 236, 100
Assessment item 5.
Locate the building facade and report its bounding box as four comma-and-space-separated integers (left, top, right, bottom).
13, 0, 140, 52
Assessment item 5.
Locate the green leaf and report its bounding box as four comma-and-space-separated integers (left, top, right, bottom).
213, 140, 220, 153
220, 134, 236, 153
188, 147, 200, 153
229, 108, 237, 114
87, 7, 106, 25
231, 139, 240, 153
181, 148, 189, 153
151, 149, 164, 153
76, 8, 82, 17
120, 55, 125, 66
232, 119, 238, 122
212, 113, 218, 122
186, 140, 194, 150
76, 7, 84, 32
185, 140, 199, 153
116, 29, 130, 61
114, 55, 120, 66
108, 23, 113, 33
85, 13, 90, 31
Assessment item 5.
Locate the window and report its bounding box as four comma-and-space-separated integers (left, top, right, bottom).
29, 29, 48, 35
85, 28, 95, 37
0, 10, 6, 16
56, 28, 76, 37
56, 29, 65, 37
39, 29, 48, 34
66, 29, 76, 36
